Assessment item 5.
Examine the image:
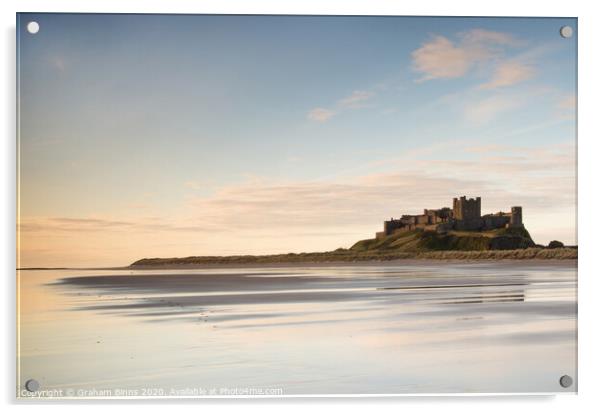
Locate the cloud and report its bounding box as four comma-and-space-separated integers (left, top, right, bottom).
307, 89, 375, 123
337, 90, 374, 108
309, 29, 533, 123
23, 138, 575, 234
480, 61, 535, 89
18, 216, 215, 234
309, 28, 531, 123
412, 35, 477, 81
19, 147, 576, 268
460, 28, 518, 46
186, 175, 486, 229
307, 107, 336, 122
463, 94, 522, 124
412, 28, 535, 89
549, 93, 576, 122
433, 86, 552, 125
19, 139, 575, 266
558, 94, 576, 110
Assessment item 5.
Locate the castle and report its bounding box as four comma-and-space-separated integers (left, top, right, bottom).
375, 196, 523, 239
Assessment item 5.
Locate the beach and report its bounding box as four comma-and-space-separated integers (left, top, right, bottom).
17, 261, 577, 396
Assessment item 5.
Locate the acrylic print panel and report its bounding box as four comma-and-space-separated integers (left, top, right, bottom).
16, 13, 577, 398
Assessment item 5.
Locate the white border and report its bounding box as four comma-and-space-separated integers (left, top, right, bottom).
3, 0, 601, 411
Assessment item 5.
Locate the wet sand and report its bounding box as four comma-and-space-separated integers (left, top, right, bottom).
18, 261, 577, 396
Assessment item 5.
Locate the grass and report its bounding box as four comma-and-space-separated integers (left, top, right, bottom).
351, 227, 535, 253
130, 226, 575, 267
131, 247, 576, 266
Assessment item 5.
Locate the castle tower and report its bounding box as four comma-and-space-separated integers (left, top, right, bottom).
452, 196, 481, 221
510, 206, 523, 227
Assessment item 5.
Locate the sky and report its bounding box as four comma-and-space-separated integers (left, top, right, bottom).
17, 14, 577, 267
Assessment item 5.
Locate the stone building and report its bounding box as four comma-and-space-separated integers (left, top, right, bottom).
375, 196, 523, 239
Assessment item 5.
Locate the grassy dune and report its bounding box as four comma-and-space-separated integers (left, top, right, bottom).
413, 248, 577, 260
130, 248, 576, 267
130, 227, 575, 267
350, 227, 536, 252
131, 246, 576, 266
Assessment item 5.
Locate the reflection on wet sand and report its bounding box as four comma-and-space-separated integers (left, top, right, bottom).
19, 262, 577, 395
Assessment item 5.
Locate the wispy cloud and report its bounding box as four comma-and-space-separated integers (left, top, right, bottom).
309, 29, 538, 124
18, 138, 576, 266
307, 107, 336, 122
479, 61, 535, 89
22, 141, 574, 236
412, 35, 478, 81
412, 28, 535, 89
558, 94, 576, 110
431, 85, 554, 125
19, 216, 218, 234
463, 94, 522, 124
460, 28, 518, 46
547, 93, 576, 122
337, 90, 374, 108
307, 89, 375, 123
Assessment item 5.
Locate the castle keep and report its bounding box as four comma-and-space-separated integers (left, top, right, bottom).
376, 196, 523, 239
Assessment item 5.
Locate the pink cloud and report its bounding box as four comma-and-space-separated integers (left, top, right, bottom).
480, 61, 535, 89
19, 140, 575, 266
412, 35, 477, 81
307, 89, 375, 123
307, 107, 336, 122
412, 28, 535, 89
337, 90, 374, 108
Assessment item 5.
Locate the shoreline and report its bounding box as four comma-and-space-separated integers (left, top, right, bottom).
19, 257, 576, 272
18, 248, 577, 272
129, 247, 577, 268
126, 258, 577, 271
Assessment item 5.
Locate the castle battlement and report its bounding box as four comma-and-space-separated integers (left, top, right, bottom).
375, 196, 523, 239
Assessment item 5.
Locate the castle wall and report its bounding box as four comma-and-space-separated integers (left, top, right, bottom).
383, 219, 404, 235
377, 196, 522, 239
400, 215, 415, 225
453, 218, 483, 231
416, 215, 429, 225
510, 206, 523, 227
453, 196, 481, 221
482, 214, 511, 230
